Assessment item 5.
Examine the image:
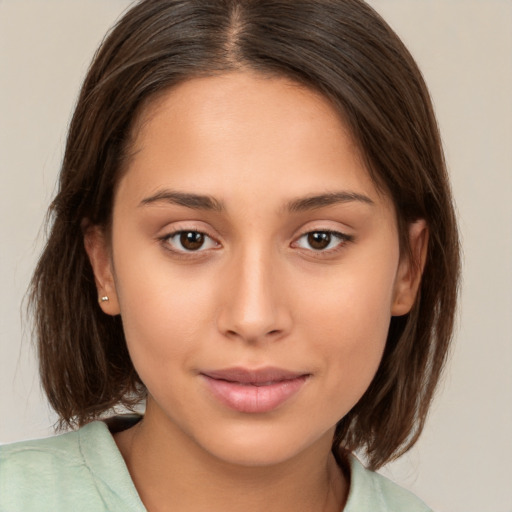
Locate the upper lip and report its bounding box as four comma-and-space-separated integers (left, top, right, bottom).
201, 367, 309, 385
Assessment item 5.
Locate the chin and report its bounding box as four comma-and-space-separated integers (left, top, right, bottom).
193, 422, 334, 468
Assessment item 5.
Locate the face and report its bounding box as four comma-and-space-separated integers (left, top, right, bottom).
87, 72, 425, 467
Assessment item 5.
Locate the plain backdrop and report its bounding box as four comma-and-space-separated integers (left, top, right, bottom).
1, 1, 511, 511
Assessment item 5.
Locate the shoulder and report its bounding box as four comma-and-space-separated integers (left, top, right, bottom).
0, 425, 93, 511
343, 454, 432, 512
0, 421, 144, 512
1, 424, 85, 467
0, 426, 87, 492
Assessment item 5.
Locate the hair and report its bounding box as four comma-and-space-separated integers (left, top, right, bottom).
30, 0, 460, 470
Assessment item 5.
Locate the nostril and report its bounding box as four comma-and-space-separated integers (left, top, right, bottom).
224, 328, 282, 340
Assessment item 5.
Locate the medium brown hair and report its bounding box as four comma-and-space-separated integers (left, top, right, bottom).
30, 0, 460, 470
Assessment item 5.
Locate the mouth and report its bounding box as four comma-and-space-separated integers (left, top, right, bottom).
200, 367, 310, 413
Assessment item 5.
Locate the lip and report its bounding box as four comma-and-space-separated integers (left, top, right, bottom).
200, 367, 310, 413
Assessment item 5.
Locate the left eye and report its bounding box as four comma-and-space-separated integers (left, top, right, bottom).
294, 231, 349, 251
163, 231, 218, 252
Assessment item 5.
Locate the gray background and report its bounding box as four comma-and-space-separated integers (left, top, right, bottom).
1, 1, 511, 511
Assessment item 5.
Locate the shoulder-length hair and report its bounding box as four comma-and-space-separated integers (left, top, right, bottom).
30, 0, 460, 470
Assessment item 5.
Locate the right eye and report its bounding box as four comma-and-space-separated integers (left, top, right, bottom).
162, 230, 219, 253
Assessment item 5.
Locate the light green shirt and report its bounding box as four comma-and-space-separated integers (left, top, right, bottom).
0, 421, 431, 511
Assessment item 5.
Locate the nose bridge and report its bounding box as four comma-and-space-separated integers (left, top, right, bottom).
218, 240, 289, 342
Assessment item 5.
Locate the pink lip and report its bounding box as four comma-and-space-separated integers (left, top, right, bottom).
200, 367, 309, 413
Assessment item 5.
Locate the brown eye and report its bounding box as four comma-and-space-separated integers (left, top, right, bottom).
307, 232, 332, 250
163, 230, 218, 253
293, 230, 351, 253
179, 231, 205, 251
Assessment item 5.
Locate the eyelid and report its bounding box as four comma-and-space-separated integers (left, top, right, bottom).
166, 230, 219, 251
291, 228, 354, 254
158, 223, 222, 255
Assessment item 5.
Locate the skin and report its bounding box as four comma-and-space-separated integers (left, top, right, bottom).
85, 72, 427, 512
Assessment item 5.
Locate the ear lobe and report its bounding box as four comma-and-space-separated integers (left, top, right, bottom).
391, 219, 429, 317
83, 222, 121, 316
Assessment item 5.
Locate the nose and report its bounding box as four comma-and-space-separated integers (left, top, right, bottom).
216, 247, 292, 344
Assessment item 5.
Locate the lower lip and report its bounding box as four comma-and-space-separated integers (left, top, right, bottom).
201, 375, 308, 413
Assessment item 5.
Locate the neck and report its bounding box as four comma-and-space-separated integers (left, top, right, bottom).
115, 407, 348, 512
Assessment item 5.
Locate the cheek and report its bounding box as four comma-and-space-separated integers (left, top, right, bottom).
111, 245, 215, 374
300, 254, 397, 342
297, 258, 397, 408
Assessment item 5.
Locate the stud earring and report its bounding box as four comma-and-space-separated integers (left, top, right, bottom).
99, 296, 109, 303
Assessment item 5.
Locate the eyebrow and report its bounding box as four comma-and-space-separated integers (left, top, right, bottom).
286, 191, 374, 212
139, 190, 224, 211
139, 189, 374, 213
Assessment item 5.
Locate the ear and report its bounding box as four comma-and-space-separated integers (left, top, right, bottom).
391, 219, 429, 316
82, 221, 121, 316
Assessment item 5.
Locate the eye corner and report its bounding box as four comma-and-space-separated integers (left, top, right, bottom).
159, 228, 221, 256
291, 229, 354, 256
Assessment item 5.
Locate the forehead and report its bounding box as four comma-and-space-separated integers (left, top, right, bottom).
135, 72, 354, 153
119, 71, 389, 212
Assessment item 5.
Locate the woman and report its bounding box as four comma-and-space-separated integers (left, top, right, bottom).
0, 1, 460, 510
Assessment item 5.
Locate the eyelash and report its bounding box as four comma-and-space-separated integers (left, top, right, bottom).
292, 229, 353, 255
160, 230, 220, 254
160, 228, 353, 257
